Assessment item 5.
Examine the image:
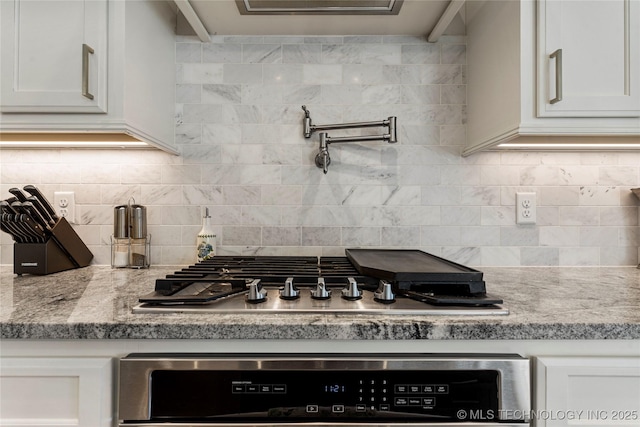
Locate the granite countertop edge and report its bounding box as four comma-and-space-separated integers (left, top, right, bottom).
3, 322, 640, 341
2, 265, 640, 340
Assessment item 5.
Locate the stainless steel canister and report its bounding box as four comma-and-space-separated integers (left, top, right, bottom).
129, 204, 149, 268
114, 205, 129, 238
112, 205, 130, 267
129, 205, 147, 239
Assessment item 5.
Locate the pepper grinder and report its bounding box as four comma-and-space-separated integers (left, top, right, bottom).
111, 205, 130, 268
129, 204, 150, 268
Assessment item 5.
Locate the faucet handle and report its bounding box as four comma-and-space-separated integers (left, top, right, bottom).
301, 105, 310, 118
314, 133, 331, 174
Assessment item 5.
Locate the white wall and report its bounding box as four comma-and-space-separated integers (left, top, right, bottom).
1, 35, 638, 266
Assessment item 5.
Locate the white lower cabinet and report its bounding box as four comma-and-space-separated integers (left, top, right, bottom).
535, 356, 640, 427
0, 357, 113, 427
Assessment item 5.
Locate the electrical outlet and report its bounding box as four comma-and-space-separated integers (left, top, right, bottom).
516, 192, 536, 225
54, 191, 76, 224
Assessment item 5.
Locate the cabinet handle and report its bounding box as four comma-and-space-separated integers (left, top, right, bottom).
82, 44, 95, 100
549, 49, 563, 104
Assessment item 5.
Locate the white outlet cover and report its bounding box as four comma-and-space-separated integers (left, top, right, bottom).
54, 191, 76, 224
516, 192, 536, 225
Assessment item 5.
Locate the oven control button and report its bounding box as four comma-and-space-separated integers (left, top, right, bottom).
332, 405, 345, 413
379, 404, 390, 411
395, 385, 408, 393
422, 397, 436, 407
394, 397, 408, 406
408, 398, 422, 406
306, 405, 319, 413
232, 385, 245, 393
260, 385, 272, 393
408, 385, 421, 394
423, 385, 434, 393
273, 385, 287, 393
247, 385, 259, 393
356, 404, 367, 412
435, 385, 449, 394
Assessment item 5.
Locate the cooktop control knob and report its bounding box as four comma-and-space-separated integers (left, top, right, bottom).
311, 278, 331, 300
280, 277, 300, 300
374, 280, 395, 304
341, 277, 363, 300
246, 279, 267, 303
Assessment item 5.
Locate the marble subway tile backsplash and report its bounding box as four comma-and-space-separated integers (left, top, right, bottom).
1, 35, 639, 267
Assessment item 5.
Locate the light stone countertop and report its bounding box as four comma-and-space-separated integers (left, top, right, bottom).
1, 265, 640, 340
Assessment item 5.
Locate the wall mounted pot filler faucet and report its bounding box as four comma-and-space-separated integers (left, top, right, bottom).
302, 105, 397, 174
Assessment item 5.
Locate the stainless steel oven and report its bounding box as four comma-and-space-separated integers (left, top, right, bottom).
118, 353, 531, 426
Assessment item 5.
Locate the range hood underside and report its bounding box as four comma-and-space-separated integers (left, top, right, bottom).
177, 0, 466, 36
236, 0, 404, 15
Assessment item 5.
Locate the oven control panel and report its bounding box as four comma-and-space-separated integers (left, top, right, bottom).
148, 369, 499, 422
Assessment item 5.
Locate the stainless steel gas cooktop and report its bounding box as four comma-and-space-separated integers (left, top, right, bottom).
133, 250, 508, 315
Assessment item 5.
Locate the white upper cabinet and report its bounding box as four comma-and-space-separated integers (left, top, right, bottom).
0, 0, 108, 113
538, 0, 640, 117
465, 0, 640, 155
0, 0, 178, 154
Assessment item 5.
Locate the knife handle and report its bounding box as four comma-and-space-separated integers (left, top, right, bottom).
27, 196, 56, 226
22, 201, 52, 232
8, 188, 29, 203
5, 204, 40, 243
23, 185, 59, 221
1, 200, 18, 215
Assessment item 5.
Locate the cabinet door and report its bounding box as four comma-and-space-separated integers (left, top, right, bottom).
0, 0, 108, 113
0, 357, 113, 427
536, 356, 640, 427
537, 0, 640, 117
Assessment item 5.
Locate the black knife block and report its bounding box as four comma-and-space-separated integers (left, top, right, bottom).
13, 217, 93, 275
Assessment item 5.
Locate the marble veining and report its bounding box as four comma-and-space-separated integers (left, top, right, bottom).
4, 38, 640, 269
1, 264, 640, 340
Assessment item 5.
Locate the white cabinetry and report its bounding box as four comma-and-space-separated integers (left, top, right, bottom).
538, 0, 640, 117
0, 357, 113, 427
535, 356, 640, 427
0, 0, 108, 113
465, 0, 640, 155
0, 0, 178, 154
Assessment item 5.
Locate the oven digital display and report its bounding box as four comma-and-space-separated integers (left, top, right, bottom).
324, 384, 346, 393
149, 369, 499, 422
